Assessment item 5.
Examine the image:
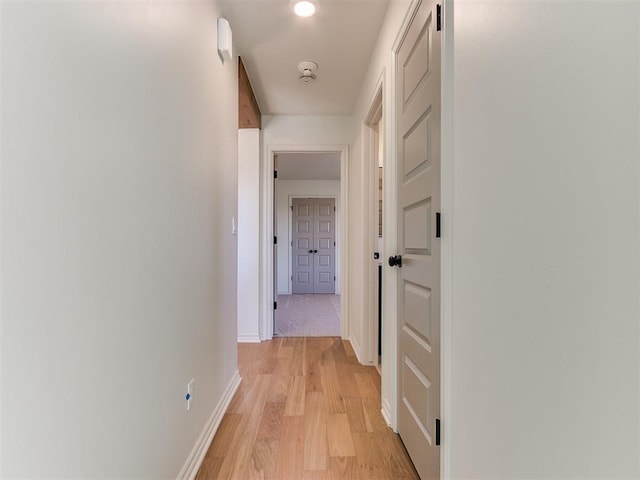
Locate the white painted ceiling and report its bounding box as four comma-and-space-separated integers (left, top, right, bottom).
217, 0, 391, 115
277, 152, 341, 180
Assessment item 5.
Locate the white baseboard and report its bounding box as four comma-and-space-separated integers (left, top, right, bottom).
177, 370, 241, 480
237, 334, 261, 343
349, 333, 373, 365
381, 397, 394, 431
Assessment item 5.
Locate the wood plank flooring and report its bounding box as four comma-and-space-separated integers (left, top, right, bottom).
196, 337, 419, 480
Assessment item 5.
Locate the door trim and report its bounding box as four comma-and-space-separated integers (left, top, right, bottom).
260, 144, 349, 341
440, 0, 453, 475
362, 71, 385, 368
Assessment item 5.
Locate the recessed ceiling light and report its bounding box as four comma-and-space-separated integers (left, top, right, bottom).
291, 0, 318, 17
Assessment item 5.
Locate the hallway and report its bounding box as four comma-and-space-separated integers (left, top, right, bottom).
275, 295, 341, 337
196, 338, 418, 479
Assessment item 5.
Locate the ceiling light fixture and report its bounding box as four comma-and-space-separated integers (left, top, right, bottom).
298, 61, 318, 84
290, 0, 318, 17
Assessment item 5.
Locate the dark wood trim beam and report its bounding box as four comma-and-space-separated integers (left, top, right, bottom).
238, 57, 262, 129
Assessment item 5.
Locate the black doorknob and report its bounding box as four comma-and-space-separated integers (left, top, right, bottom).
388, 255, 403, 267
308, 250, 313, 254
313, 249, 318, 253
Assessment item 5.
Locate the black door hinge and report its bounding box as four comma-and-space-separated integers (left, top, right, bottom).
274, 301, 277, 310
274, 170, 278, 179
274, 236, 277, 244
436, 212, 441, 238
436, 418, 441, 446
436, 4, 442, 31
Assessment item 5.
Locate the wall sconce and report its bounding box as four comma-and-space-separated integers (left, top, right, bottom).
217, 18, 232, 63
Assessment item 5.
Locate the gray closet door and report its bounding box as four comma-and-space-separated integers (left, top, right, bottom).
292, 198, 314, 294
313, 198, 335, 294
291, 198, 335, 294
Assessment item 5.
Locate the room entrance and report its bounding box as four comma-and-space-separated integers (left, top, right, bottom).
272, 152, 342, 337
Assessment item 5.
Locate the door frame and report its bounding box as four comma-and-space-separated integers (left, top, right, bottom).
287, 195, 339, 295
440, 0, 453, 473
260, 144, 349, 341
362, 71, 385, 368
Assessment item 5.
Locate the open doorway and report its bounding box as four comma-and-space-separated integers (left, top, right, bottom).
261, 144, 348, 341
365, 84, 384, 370
274, 152, 341, 336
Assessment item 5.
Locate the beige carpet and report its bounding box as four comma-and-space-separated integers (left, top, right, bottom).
275, 294, 340, 337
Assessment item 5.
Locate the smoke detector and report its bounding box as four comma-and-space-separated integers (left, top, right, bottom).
298, 61, 318, 84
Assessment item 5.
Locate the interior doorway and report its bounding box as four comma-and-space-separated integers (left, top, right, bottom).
272, 152, 342, 337
364, 83, 384, 370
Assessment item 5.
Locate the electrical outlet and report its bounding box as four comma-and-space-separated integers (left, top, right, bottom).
186, 378, 195, 412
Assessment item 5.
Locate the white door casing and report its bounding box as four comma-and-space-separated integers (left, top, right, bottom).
261, 145, 348, 340
273, 156, 279, 332
394, 0, 441, 478
364, 78, 385, 366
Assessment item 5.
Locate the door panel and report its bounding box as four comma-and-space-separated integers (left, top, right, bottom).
396, 0, 441, 479
292, 198, 314, 294
291, 198, 335, 294
313, 198, 335, 294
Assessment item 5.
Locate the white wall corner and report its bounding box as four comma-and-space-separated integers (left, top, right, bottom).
636, 4, 640, 473
348, 333, 373, 366
237, 129, 262, 342
176, 370, 241, 480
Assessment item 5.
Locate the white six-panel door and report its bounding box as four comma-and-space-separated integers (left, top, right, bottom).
394, 0, 441, 478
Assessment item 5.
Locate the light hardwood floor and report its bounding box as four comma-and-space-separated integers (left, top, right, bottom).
196, 337, 419, 480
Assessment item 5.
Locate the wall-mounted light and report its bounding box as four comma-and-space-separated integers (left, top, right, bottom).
290, 0, 318, 17
217, 17, 232, 63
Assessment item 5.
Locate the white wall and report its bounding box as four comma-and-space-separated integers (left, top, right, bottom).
262, 115, 353, 147
0, 1, 238, 477
238, 129, 261, 342
446, 1, 640, 477
276, 180, 341, 294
